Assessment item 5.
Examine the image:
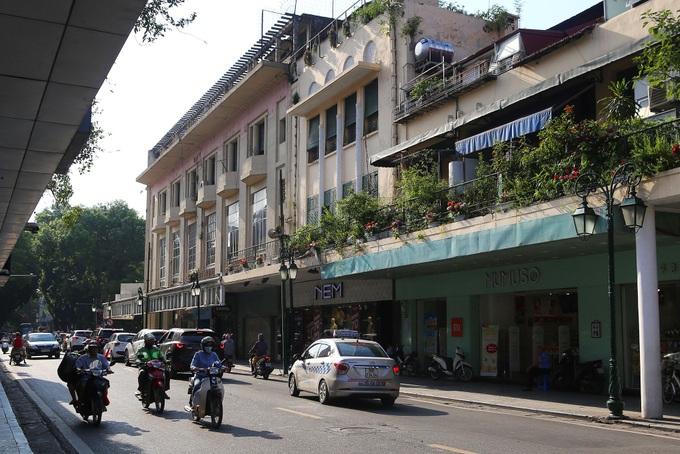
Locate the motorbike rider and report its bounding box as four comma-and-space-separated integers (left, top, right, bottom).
11, 332, 25, 361
249, 332, 268, 373
189, 337, 221, 406
221, 334, 235, 364
135, 333, 170, 400
74, 339, 113, 406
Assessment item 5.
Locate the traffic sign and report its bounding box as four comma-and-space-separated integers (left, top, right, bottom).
105, 318, 113, 327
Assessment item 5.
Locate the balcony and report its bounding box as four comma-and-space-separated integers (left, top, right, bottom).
217, 171, 239, 198
197, 181, 216, 209
180, 196, 197, 219
241, 154, 267, 185
164, 205, 180, 226
151, 215, 165, 234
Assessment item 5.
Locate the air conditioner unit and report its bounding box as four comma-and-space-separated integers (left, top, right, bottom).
649, 79, 680, 113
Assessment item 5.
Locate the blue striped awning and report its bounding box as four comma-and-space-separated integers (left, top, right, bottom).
455, 107, 552, 156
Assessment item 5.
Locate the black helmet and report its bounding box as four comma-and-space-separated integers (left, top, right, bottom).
144, 333, 156, 343
85, 339, 99, 349
200, 336, 215, 347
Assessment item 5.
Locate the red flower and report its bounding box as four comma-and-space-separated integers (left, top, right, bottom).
672, 143, 679, 155
565, 105, 573, 113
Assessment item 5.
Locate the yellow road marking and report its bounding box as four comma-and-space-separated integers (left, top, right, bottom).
275, 407, 324, 419
428, 444, 477, 454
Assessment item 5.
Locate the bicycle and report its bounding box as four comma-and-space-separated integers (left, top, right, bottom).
661, 353, 680, 404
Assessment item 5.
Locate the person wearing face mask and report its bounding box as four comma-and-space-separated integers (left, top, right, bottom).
188, 337, 221, 406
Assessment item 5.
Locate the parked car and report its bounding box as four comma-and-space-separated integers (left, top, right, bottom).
24, 332, 61, 359
158, 328, 223, 377
288, 329, 400, 407
124, 328, 167, 367
102, 332, 134, 362
91, 327, 124, 349
66, 330, 92, 352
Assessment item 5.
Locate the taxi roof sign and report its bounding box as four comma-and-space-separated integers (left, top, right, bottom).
322, 329, 359, 339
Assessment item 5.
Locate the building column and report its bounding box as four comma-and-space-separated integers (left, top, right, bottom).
336, 114, 343, 200
355, 103, 364, 191
636, 205, 662, 419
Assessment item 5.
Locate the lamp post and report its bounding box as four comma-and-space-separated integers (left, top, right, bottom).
91, 305, 97, 329
270, 226, 298, 375
191, 273, 201, 328
137, 287, 144, 330
572, 163, 646, 419
287, 257, 298, 372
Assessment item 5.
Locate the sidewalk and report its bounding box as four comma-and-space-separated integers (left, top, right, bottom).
240, 360, 680, 434
0, 363, 32, 454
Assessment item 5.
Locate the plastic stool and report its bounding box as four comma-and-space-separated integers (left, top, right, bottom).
537, 374, 549, 391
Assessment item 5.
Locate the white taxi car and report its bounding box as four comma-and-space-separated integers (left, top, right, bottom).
288, 330, 400, 407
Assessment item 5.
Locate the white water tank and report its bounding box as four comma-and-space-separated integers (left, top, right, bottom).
414, 38, 454, 66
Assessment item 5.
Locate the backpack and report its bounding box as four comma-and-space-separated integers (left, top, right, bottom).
57, 351, 79, 383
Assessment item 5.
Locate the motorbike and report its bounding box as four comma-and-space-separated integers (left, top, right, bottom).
9, 347, 24, 365
251, 354, 273, 380
1, 339, 9, 354
551, 349, 604, 394
74, 367, 112, 426
184, 361, 225, 428
388, 345, 419, 376
222, 355, 233, 373
428, 346, 473, 381
137, 359, 167, 413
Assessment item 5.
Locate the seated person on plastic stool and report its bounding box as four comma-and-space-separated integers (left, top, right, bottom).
525, 345, 551, 391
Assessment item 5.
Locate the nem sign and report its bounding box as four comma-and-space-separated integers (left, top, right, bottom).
314, 283, 343, 300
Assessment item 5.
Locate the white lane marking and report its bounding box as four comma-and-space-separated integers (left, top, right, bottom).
275, 407, 324, 419
429, 444, 478, 454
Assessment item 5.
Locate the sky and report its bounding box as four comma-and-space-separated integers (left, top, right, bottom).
32, 0, 601, 219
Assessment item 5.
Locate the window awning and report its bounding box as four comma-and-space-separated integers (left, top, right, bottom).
369, 122, 453, 167
454, 107, 552, 156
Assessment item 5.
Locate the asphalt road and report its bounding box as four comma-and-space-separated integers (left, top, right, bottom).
4, 357, 680, 453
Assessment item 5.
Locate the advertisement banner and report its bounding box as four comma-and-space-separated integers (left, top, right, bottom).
424, 314, 438, 355
480, 324, 499, 377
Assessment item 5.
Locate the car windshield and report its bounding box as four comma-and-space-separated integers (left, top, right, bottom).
179, 333, 217, 344
74, 331, 91, 337
29, 333, 55, 342
336, 342, 387, 357
117, 334, 134, 342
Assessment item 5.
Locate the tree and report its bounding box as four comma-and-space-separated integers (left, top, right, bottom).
635, 8, 680, 98
0, 233, 39, 330
33, 201, 145, 329
135, 0, 197, 43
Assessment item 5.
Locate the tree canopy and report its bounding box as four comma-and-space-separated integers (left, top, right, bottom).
0, 233, 39, 330
32, 201, 145, 330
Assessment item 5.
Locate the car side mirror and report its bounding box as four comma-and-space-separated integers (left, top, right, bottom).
291, 353, 300, 363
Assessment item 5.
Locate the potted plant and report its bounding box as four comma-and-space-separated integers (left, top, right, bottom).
303, 49, 313, 67
226, 263, 235, 274
364, 221, 379, 240
255, 255, 265, 267
425, 211, 441, 227
391, 219, 404, 239
446, 200, 467, 221
238, 257, 249, 269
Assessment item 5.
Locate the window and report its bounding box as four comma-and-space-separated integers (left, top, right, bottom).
278, 118, 286, 144
364, 79, 378, 134
226, 202, 239, 261
249, 118, 266, 156
159, 191, 167, 215
205, 213, 216, 266
307, 196, 319, 225
342, 181, 355, 198
204, 154, 216, 185
172, 231, 180, 277
252, 188, 267, 248
324, 188, 336, 214
159, 237, 167, 283
343, 93, 357, 146
325, 105, 337, 154
187, 169, 198, 200
171, 180, 180, 208
307, 115, 320, 163
187, 223, 196, 271
362, 171, 379, 198
225, 138, 238, 172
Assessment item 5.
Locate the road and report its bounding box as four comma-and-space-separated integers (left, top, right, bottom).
5, 357, 680, 453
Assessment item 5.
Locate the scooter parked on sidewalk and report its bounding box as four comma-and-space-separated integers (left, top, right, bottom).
551, 349, 604, 394
250, 354, 273, 380
1, 338, 9, 354
428, 346, 473, 381
137, 359, 167, 414
184, 361, 226, 428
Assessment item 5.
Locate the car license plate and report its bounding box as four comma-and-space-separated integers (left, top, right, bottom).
41, 349, 50, 353
265, 362, 271, 368
365, 367, 378, 379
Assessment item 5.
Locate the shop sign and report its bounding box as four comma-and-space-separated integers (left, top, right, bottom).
591, 320, 601, 338
484, 267, 540, 288
451, 318, 463, 337
314, 282, 343, 300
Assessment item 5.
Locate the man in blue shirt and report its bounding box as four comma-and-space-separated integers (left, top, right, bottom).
188, 336, 221, 406
524, 345, 551, 391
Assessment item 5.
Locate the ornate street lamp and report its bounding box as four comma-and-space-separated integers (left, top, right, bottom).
572, 163, 646, 419
270, 226, 298, 375
191, 273, 201, 328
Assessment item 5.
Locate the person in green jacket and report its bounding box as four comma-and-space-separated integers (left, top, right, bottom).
135, 333, 170, 399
